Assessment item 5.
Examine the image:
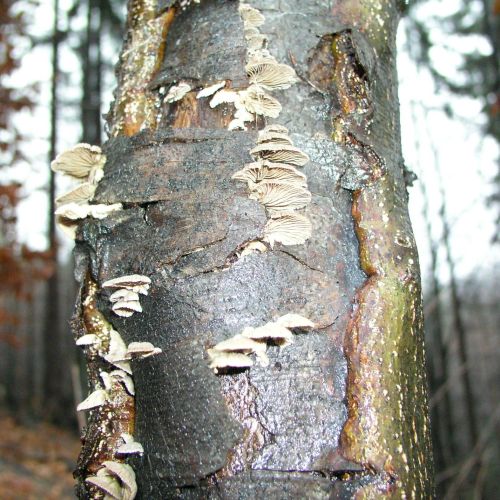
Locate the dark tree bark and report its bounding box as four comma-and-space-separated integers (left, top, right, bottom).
71, 1, 434, 498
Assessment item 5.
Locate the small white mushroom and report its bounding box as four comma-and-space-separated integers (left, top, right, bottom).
109, 289, 140, 303
250, 143, 310, 166
240, 85, 282, 118
210, 89, 241, 108
76, 388, 108, 411
85, 474, 122, 500
164, 82, 191, 103
102, 275, 151, 293
228, 102, 255, 130
109, 370, 135, 396
209, 334, 269, 367
248, 183, 312, 213
247, 49, 278, 66
125, 341, 162, 359
232, 161, 307, 188
239, 3, 265, 29
112, 299, 143, 316
76, 333, 99, 346
209, 352, 254, 373
242, 323, 294, 346
116, 440, 144, 456
55, 182, 96, 206
263, 213, 312, 247
55, 202, 122, 221
196, 81, 226, 99
116, 433, 144, 456
257, 131, 293, 146
102, 461, 137, 500
276, 313, 316, 330
244, 27, 260, 39
51, 143, 105, 180
246, 62, 298, 90
104, 329, 129, 366
239, 240, 268, 257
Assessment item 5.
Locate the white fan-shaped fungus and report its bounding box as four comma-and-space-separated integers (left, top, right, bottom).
248, 182, 312, 213
51, 143, 105, 179
77, 389, 108, 411
263, 212, 312, 247
196, 81, 226, 99
164, 82, 191, 103
250, 143, 310, 166
246, 62, 298, 90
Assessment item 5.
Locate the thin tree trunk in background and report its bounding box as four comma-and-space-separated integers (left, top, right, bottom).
41, 0, 63, 422
431, 140, 479, 455
81, 0, 102, 145
72, 1, 433, 497
410, 102, 456, 481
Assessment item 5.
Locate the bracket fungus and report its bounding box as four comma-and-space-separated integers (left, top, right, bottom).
116, 433, 144, 456
240, 85, 282, 118
51, 143, 105, 180
102, 275, 151, 294
208, 351, 254, 373
246, 61, 298, 91
239, 3, 265, 29
55, 182, 96, 206
248, 182, 312, 214
125, 341, 162, 359
196, 81, 226, 99
263, 212, 312, 247
250, 143, 310, 167
76, 388, 108, 412
164, 82, 192, 103
87, 461, 137, 500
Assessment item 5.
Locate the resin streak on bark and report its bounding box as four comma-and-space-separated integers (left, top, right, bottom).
330, 0, 434, 498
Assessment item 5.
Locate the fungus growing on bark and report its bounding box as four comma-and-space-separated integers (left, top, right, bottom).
100, 369, 135, 396
164, 82, 192, 103
103, 330, 132, 374
109, 289, 140, 303
102, 275, 151, 295
125, 341, 162, 359
55, 202, 122, 221
246, 62, 298, 90
55, 182, 96, 206
275, 313, 316, 330
239, 3, 265, 29
50, 143, 105, 179
257, 130, 293, 145
76, 333, 99, 346
232, 161, 307, 188
209, 334, 269, 367
263, 212, 312, 247
241, 85, 282, 118
208, 351, 254, 373
250, 143, 310, 166
248, 182, 312, 213
239, 240, 268, 257
241, 323, 294, 346
85, 474, 122, 500
116, 433, 144, 456
196, 81, 226, 99
100, 461, 137, 500
76, 388, 108, 411
209, 89, 240, 108
112, 299, 143, 318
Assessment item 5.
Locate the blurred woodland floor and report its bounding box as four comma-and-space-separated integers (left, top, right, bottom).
0, 413, 79, 499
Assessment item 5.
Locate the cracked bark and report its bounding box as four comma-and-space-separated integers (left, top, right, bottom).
73, 0, 433, 498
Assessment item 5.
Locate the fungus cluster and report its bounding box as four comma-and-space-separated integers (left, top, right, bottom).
233, 125, 313, 247
76, 277, 161, 499
102, 274, 151, 318
207, 313, 315, 373
51, 143, 121, 238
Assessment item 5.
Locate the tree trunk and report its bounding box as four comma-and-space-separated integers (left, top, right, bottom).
72, 1, 433, 498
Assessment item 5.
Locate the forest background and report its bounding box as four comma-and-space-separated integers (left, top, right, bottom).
0, 0, 498, 498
